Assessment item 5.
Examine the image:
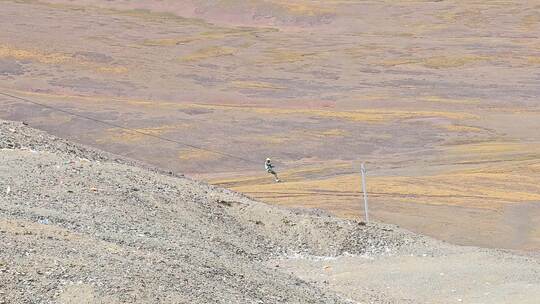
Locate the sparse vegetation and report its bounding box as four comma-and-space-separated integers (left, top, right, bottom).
2, 0, 540, 302
180, 46, 236, 62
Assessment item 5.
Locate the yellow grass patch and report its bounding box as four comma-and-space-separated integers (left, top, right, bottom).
247, 107, 476, 122
112, 8, 178, 20
232, 81, 286, 90
120, 99, 476, 123
142, 28, 249, 45
344, 43, 388, 53
125, 101, 476, 123
180, 46, 235, 62
107, 8, 205, 25
0, 45, 71, 64
370, 170, 540, 206
442, 124, 484, 133
410, 22, 448, 34
420, 96, 481, 105
272, 1, 334, 16
437, 8, 488, 27
178, 148, 220, 161
10, 0, 91, 12
0, 44, 128, 74
215, 161, 540, 217
343, 47, 369, 59
449, 141, 534, 155
0, 89, 475, 125
142, 27, 264, 47
213, 162, 352, 187
381, 55, 489, 69
442, 141, 540, 167
527, 56, 540, 65
521, 14, 540, 31
318, 129, 347, 137
256, 136, 290, 144
96, 66, 129, 74
25, 1, 209, 27
0, 88, 152, 110
265, 49, 322, 64
101, 124, 189, 143
437, 11, 459, 22
142, 38, 197, 46
247, 129, 347, 146
421, 55, 490, 69
380, 58, 418, 67
198, 27, 268, 38
27, 112, 73, 126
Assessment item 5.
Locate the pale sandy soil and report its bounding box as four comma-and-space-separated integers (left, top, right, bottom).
274, 247, 540, 304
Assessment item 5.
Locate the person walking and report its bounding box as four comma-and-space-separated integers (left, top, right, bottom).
265, 158, 280, 182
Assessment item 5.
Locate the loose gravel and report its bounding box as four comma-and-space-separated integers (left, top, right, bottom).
0, 120, 421, 303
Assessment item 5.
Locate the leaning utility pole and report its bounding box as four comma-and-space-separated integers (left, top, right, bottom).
361, 163, 369, 224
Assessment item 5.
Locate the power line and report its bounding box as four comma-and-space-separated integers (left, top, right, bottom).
0, 91, 261, 165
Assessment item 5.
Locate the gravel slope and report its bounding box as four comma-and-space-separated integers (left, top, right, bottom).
0, 120, 419, 303
275, 244, 540, 304
2, 119, 539, 304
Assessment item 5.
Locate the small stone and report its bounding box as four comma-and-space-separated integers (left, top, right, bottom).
38, 218, 49, 225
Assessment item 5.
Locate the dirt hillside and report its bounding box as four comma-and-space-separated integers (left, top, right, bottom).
1, 120, 540, 303
0, 119, 416, 303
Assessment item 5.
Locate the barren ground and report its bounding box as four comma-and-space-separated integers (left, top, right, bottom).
2, 120, 540, 303
0, 0, 539, 251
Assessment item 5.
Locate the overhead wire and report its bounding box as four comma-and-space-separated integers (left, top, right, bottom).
0, 91, 262, 165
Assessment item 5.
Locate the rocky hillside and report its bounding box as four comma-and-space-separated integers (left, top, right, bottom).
2, 120, 540, 303
0, 120, 419, 303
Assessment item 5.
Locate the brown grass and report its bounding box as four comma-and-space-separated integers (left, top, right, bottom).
420, 96, 481, 105
271, 1, 335, 16
527, 56, 540, 65
422, 55, 490, 69
178, 148, 221, 161
211, 139, 540, 217
521, 14, 540, 31
442, 124, 484, 133
180, 46, 236, 62
0, 44, 128, 74
212, 161, 540, 217
265, 49, 324, 64
232, 81, 286, 90
99, 124, 190, 143
380, 55, 490, 69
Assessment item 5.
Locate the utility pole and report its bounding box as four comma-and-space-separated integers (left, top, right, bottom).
361, 162, 369, 224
